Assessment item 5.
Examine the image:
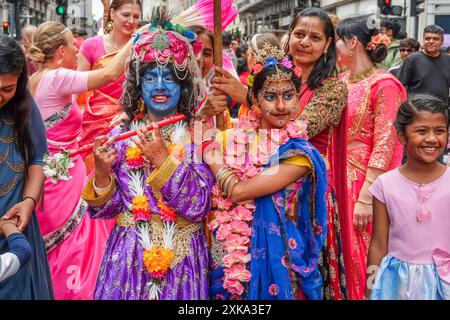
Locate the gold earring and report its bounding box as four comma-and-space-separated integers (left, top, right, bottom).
105, 20, 113, 34
138, 98, 146, 114
348, 50, 354, 61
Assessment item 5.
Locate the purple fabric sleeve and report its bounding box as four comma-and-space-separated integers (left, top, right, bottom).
160, 145, 215, 223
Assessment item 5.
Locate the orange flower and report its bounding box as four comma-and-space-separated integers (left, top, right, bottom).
167, 143, 185, 161
143, 246, 175, 279
126, 146, 144, 168
158, 198, 176, 222
132, 195, 151, 221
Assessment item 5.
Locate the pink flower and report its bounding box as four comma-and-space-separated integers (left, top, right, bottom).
223, 278, 245, 295
208, 219, 220, 231
222, 250, 251, 267
281, 57, 293, 69
270, 129, 290, 145
286, 120, 308, 139
225, 143, 245, 158
233, 205, 254, 222
281, 256, 287, 267
269, 284, 279, 296
216, 223, 233, 240
243, 202, 256, 211
216, 197, 233, 211
229, 220, 251, 236
288, 238, 297, 250
192, 40, 203, 55
232, 130, 249, 145
224, 234, 250, 248
243, 164, 260, 178
214, 211, 232, 224
313, 224, 323, 235
212, 184, 221, 196
252, 63, 263, 74
224, 263, 251, 282
275, 197, 284, 208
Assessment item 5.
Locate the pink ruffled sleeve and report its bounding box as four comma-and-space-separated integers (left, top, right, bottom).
367, 79, 405, 171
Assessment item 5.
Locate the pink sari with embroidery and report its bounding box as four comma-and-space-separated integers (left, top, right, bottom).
339, 70, 406, 300
78, 36, 125, 174
36, 100, 115, 299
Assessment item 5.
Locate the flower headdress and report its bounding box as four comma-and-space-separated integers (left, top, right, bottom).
130, 8, 206, 105
366, 33, 392, 51
247, 43, 302, 89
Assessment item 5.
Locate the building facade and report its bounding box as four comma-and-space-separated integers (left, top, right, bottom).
321, 0, 450, 43
66, 0, 94, 36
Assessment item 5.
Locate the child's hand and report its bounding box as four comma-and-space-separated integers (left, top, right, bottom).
2, 200, 33, 232
0, 216, 19, 237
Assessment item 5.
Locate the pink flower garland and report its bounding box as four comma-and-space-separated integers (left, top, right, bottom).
208, 114, 308, 297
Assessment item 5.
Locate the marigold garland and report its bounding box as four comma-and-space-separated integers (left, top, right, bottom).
158, 198, 176, 222
126, 146, 144, 168
132, 194, 152, 222
143, 246, 175, 279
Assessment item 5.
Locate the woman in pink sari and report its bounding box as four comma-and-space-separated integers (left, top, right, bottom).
77, 0, 141, 173
29, 21, 138, 299
336, 18, 406, 300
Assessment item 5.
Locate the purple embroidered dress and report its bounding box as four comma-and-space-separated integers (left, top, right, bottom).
82, 125, 214, 300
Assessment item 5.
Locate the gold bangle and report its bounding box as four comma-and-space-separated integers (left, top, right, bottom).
221, 174, 236, 197
357, 199, 372, 205
365, 177, 375, 184
219, 171, 235, 193
227, 177, 240, 199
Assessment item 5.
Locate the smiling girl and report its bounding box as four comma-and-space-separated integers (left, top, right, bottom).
366, 94, 450, 300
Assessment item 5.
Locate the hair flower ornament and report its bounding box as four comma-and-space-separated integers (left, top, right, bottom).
367, 33, 392, 51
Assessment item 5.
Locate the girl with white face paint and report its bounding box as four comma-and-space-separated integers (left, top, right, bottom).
203, 46, 329, 300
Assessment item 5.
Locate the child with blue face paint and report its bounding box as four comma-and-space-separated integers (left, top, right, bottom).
81, 10, 214, 300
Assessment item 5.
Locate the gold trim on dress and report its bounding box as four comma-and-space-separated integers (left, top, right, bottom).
115, 211, 202, 269
146, 156, 180, 191
0, 176, 17, 196
81, 176, 116, 206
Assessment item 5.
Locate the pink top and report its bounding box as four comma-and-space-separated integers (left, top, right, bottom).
34, 68, 89, 120
370, 168, 450, 264
79, 35, 106, 65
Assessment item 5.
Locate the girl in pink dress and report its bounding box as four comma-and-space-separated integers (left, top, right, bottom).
366, 94, 450, 300
29, 21, 141, 299
336, 18, 407, 299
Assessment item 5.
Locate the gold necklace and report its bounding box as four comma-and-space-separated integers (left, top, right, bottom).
107, 34, 121, 52
347, 65, 375, 83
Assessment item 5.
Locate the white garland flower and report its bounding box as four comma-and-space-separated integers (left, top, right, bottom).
43, 150, 75, 184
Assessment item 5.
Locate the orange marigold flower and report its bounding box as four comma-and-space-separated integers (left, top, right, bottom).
126, 146, 144, 168
158, 198, 176, 222
143, 246, 174, 279
132, 195, 151, 221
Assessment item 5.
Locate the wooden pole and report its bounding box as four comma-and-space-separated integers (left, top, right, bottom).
213, 0, 225, 131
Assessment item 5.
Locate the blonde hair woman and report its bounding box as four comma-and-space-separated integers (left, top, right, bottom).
28, 21, 142, 300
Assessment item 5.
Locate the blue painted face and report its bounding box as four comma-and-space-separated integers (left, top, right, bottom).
140, 66, 181, 119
